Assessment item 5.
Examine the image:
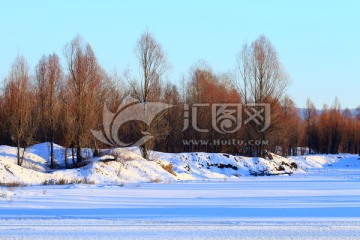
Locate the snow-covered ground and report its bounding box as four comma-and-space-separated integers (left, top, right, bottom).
1, 143, 360, 239
1, 218, 360, 240
0, 143, 302, 185
1, 177, 360, 239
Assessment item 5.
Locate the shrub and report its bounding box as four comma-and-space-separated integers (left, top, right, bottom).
290, 162, 298, 169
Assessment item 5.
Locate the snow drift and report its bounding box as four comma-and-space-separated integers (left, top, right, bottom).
0, 143, 307, 185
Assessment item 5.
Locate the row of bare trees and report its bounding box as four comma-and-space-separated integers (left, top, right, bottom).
304, 98, 360, 155
0, 36, 114, 167
0, 32, 359, 167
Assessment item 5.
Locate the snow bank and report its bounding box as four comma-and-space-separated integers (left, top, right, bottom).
290, 154, 360, 170
3, 143, 357, 185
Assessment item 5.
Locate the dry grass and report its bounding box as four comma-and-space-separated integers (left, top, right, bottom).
74, 178, 95, 184
160, 163, 177, 176
0, 182, 27, 191
24, 162, 42, 172
0, 191, 7, 198
43, 178, 95, 185
58, 179, 68, 185
151, 178, 162, 183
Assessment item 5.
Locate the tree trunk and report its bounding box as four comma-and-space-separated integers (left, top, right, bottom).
50, 141, 55, 169
64, 146, 69, 169
71, 147, 75, 165
17, 144, 21, 166
76, 145, 82, 163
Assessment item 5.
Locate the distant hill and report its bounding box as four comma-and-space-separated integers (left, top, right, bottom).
297, 108, 358, 119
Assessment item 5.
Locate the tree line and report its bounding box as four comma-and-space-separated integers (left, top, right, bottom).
0, 32, 359, 167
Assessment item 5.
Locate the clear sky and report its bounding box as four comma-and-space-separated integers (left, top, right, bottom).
1, 0, 359, 108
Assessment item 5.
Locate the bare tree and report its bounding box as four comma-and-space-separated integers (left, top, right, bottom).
318, 98, 342, 154
236, 36, 288, 104
134, 31, 167, 102
183, 63, 242, 153
3, 56, 37, 166
161, 82, 182, 152
64, 36, 106, 163
304, 98, 317, 154
35, 54, 63, 168
58, 86, 76, 168
235, 35, 289, 157
280, 96, 302, 156
131, 31, 169, 159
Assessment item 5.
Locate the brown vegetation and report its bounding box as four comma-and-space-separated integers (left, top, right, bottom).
0, 33, 359, 165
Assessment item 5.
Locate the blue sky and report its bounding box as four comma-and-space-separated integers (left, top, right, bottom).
1, 0, 359, 108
